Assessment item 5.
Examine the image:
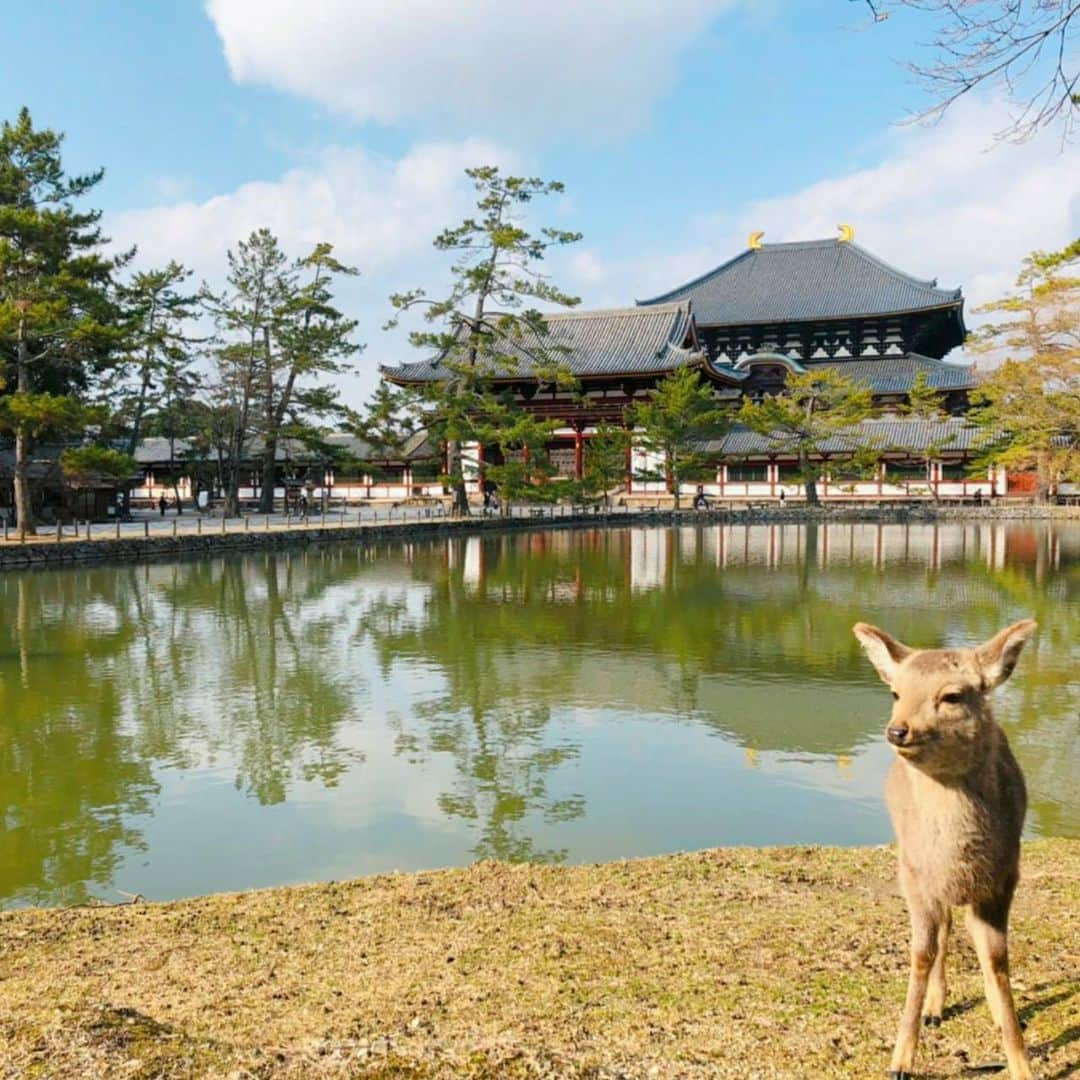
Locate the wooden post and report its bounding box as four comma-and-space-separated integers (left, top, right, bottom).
115, 518, 121, 539
197, 517, 202, 535
266, 515, 271, 531
144, 521, 149, 539
173, 519, 178, 537
221, 515, 226, 534
56, 520, 62, 543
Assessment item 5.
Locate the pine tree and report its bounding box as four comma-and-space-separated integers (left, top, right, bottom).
0, 108, 124, 531
388, 166, 582, 516
111, 262, 200, 452
902, 370, 947, 419
201, 229, 291, 516
628, 365, 729, 510
579, 423, 632, 509
256, 243, 361, 512
472, 394, 565, 514
350, 381, 417, 459
969, 240, 1080, 500
738, 368, 874, 505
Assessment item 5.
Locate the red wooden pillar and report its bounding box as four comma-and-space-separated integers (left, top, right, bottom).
625, 437, 633, 493
574, 428, 584, 481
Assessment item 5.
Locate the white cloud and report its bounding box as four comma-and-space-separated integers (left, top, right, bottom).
733, 96, 1080, 316
107, 93, 1079, 412
558, 95, 1080, 353
113, 139, 517, 277
205, 0, 742, 135
109, 139, 520, 407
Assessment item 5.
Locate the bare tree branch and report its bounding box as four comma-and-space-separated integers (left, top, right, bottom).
865, 0, 1080, 142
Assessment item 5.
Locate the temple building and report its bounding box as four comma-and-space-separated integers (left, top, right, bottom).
637, 232, 971, 411
380, 229, 1004, 501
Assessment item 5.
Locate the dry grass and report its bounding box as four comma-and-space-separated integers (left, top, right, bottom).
1, 842, 1077, 1079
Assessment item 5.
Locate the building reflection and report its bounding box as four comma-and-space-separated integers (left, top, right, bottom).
1, 520, 1076, 907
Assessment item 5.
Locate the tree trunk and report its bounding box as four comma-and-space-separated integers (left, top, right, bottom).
259, 439, 277, 514
225, 451, 241, 517
447, 439, 469, 516
800, 449, 819, 506
13, 327, 33, 534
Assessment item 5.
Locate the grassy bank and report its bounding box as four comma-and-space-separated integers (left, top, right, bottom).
1, 842, 1077, 1079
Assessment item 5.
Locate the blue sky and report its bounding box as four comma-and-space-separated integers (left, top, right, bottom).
3, 1, 1078, 404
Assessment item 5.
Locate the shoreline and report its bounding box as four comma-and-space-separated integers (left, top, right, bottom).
2, 502, 1078, 571
1, 841, 1076, 1078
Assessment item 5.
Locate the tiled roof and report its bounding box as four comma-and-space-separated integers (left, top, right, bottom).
130, 432, 436, 465
805, 354, 976, 393
704, 353, 976, 394
380, 303, 701, 382
638, 240, 963, 325
703, 418, 988, 457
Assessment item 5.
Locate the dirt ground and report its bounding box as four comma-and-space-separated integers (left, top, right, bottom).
1, 841, 1077, 1079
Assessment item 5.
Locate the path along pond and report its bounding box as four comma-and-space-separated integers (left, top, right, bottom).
2, 521, 1077, 909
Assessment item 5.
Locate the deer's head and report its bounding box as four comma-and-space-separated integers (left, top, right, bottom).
852, 620, 1037, 777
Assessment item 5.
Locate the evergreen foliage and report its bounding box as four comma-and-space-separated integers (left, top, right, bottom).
0, 108, 125, 528
969, 239, 1080, 500
738, 368, 874, 505
628, 365, 729, 509
387, 166, 581, 515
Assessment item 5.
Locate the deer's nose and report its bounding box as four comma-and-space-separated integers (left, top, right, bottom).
886, 724, 910, 746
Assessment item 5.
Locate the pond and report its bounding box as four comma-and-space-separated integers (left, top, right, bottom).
1, 521, 1077, 908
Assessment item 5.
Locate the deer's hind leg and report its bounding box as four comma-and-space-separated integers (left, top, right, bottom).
890, 881, 945, 1079
966, 896, 1031, 1080
922, 906, 950, 1026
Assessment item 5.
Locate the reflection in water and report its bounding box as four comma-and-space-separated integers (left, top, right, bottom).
1, 522, 1077, 908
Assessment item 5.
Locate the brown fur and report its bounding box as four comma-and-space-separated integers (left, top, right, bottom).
853, 619, 1038, 1080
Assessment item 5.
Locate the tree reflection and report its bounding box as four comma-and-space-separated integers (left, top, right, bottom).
2, 521, 1076, 906
0, 550, 366, 905
0, 575, 157, 906
366, 523, 1079, 848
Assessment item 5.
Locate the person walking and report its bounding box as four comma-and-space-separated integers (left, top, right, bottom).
157, 493, 167, 517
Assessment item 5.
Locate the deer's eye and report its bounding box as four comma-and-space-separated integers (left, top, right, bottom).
940, 691, 964, 705
890, 690, 899, 701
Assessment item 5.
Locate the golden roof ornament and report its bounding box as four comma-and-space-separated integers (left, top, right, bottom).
748, 230, 764, 250
838, 223, 855, 243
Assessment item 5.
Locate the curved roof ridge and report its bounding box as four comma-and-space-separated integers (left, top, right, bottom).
635, 249, 754, 307
638, 238, 964, 327
844, 241, 960, 298
545, 300, 688, 321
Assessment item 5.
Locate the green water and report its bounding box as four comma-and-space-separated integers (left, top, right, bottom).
1, 522, 1077, 909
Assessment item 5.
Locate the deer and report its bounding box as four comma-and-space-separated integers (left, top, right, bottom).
852, 618, 1038, 1080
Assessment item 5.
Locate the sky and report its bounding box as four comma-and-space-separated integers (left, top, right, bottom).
2, 1, 1078, 407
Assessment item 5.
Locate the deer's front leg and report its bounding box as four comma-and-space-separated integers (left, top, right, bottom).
890, 882, 942, 1080
922, 906, 950, 1027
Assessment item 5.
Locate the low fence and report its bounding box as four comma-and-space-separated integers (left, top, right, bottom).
1, 501, 1078, 571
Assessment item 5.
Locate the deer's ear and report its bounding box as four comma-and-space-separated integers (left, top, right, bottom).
977, 619, 1037, 688
853, 623, 912, 684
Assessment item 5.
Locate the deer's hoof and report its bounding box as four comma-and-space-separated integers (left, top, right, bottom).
923, 1013, 942, 1027
888, 1072, 913, 1079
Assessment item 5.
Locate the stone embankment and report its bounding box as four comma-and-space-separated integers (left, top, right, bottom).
1, 502, 1077, 570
